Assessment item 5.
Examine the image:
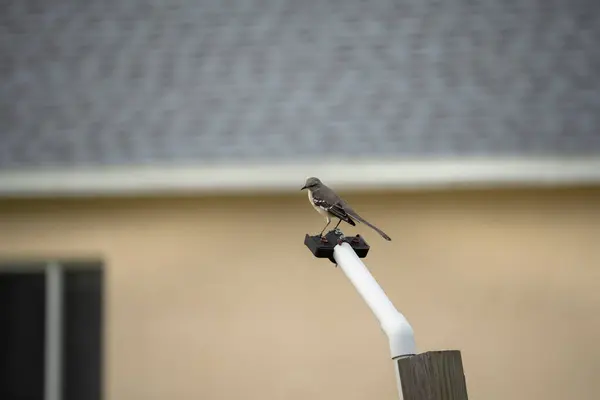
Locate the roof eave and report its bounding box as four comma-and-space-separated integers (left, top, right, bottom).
0, 157, 599, 198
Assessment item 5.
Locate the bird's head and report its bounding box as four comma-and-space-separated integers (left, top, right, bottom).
300, 176, 322, 191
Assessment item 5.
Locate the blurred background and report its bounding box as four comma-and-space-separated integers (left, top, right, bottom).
1, 1, 599, 399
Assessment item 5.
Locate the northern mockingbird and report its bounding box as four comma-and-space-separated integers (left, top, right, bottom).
301, 177, 391, 241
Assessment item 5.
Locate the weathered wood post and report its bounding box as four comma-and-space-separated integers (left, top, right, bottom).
305, 230, 469, 400
396, 350, 469, 399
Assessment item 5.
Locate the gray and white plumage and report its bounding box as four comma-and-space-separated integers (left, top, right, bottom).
301, 177, 392, 241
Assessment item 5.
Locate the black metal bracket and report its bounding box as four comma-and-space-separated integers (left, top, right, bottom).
304, 229, 370, 265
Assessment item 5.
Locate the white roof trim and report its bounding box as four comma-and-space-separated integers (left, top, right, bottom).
0, 157, 599, 197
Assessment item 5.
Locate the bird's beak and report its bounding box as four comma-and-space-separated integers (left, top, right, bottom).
300, 185, 307, 190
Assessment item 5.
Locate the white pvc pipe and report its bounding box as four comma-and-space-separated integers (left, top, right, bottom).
333, 242, 416, 359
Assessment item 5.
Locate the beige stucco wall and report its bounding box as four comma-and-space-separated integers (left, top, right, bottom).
0, 187, 599, 400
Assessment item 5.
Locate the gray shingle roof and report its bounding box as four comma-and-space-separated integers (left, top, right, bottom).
1, 0, 599, 169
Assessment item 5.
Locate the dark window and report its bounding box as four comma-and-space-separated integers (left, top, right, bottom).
0, 263, 103, 400
0, 272, 46, 400
62, 268, 103, 400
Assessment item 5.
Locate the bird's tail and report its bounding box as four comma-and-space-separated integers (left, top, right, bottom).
348, 211, 392, 241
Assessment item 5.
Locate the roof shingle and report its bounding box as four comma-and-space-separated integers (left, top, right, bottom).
1, 0, 599, 169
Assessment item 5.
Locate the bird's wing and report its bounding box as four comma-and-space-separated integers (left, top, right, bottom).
312, 188, 356, 225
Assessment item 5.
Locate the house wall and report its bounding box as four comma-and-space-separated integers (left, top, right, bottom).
0, 187, 599, 400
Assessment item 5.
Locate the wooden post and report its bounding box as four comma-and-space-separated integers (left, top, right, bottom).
396, 350, 469, 400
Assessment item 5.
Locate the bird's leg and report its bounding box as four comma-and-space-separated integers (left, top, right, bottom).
333, 219, 342, 231
319, 218, 331, 237
332, 219, 344, 237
